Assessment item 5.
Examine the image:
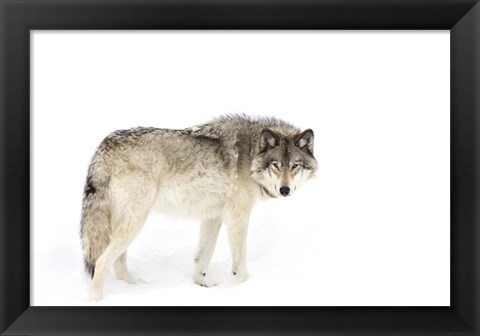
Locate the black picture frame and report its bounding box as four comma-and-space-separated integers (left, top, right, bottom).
1, 0, 479, 335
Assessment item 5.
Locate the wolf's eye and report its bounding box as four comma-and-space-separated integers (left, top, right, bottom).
271, 162, 280, 170
291, 163, 300, 170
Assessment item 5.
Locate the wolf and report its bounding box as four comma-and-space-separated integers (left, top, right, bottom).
80, 114, 317, 300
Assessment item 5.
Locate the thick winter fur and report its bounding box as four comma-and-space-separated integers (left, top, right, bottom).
80, 114, 317, 300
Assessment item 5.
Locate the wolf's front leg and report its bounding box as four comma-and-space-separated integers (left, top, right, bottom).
225, 211, 251, 283
193, 217, 222, 287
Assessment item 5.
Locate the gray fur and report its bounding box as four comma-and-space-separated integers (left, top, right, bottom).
80, 113, 318, 300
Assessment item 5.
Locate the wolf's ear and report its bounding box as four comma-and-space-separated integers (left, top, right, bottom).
259, 129, 279, 152
295, 129, 314, 155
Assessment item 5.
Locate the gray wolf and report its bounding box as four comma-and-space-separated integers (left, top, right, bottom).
80, 114, 318, 300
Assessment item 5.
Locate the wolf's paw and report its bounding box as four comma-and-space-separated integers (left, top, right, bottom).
125, 278, 147, 285
116, 272, 146, 285
90, 290, 103, 302
193, 272, 217, 288
232, 270, 249, 284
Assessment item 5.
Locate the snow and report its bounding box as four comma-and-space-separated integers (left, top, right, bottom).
31, 31, 450, 306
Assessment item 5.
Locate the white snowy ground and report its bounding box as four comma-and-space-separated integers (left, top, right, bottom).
34, 185, 346, 306
31, 31, 450, 306
32, 170, 450, 306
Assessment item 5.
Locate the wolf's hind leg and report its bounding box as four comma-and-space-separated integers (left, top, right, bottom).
114, 251, 145, 284
90, 173, 156, 301
193, 217, 221, 287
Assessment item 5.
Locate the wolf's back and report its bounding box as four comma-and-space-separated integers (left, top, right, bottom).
80, 153, 111, 278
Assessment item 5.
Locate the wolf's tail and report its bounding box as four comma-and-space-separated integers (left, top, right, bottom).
80, 161, 111, 279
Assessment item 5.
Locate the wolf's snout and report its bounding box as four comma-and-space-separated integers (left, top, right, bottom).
280, 186, 290, 196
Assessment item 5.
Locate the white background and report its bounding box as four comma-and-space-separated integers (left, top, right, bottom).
31, 31, 450, 306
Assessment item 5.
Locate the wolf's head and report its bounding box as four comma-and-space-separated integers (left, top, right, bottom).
251, 128, 318, 198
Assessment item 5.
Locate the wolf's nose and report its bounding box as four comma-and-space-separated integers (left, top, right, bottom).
280, 186, 290, 196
